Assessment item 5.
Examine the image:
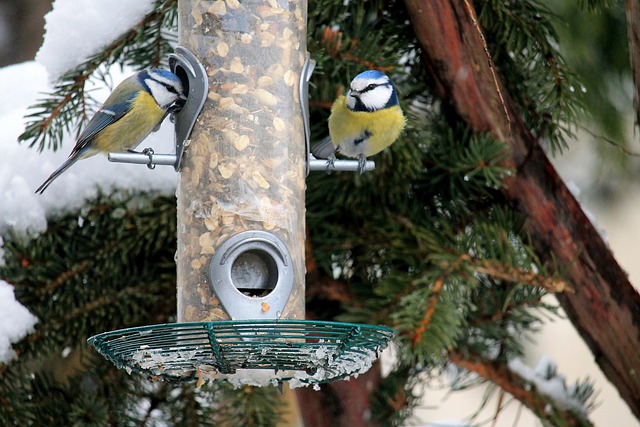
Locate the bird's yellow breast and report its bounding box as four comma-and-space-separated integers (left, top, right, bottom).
328, 95, 405, 158
94, 91, 166, 153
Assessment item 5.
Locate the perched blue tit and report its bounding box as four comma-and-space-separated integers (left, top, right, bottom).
35, 69, 186, 194
312, 69, 405, 173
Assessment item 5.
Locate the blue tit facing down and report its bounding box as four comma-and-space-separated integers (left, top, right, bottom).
312, 69, 405, 173
35, 69, 186, 194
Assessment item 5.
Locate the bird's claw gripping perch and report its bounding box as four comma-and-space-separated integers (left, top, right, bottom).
326, 154, 337, 174
142, 148, 156, 169
357, 154, 367, 175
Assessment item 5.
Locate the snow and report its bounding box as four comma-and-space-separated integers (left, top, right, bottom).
36, 0, 155, 81
0, 0, 181, 267
508, 356, 588, 417
0, 61, 178, 256
0, 0, 202, 367
126, 343, 382, 389
0, 280, 38, 363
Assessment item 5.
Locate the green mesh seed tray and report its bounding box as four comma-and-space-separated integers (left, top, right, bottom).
88, 320, 393, 387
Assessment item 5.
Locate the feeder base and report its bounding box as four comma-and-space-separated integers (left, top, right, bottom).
87, 320, 393, 387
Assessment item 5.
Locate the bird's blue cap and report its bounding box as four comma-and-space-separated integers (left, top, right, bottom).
353, 69, 388, 81
155, 69, 182, 81
142, 69, 183, 85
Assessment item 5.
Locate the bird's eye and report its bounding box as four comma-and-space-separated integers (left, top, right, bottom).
364, 84, 377, 92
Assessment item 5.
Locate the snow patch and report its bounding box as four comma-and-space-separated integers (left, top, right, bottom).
0, 280, 39, 363
0, 61, 178, 264
508, 356, 589, 417
36, 0, 155, 80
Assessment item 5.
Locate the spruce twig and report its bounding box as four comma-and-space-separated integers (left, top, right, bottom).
18, 0, 177, 152
449, 352, 594, 427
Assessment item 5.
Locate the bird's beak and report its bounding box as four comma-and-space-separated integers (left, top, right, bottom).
348, 90, 359, 98
178, 92, 188, 106
170, 95, 187, 114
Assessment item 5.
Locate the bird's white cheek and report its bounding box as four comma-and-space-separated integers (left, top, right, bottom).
146, 79, 177, 109
361, 86, 393, 110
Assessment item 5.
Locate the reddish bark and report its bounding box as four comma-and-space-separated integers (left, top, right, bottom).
295, 363, 381, 427
297, 231, 382, 427
404, 0, 640, 420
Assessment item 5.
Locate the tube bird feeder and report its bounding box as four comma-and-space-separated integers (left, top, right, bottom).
175, 0, 308, 324
89, 0, 392, 387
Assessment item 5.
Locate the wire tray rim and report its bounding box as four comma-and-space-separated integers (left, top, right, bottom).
88, 319, 394, 386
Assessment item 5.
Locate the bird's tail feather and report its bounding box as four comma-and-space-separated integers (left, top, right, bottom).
311, 136, 336, 159
35, 156, 80, 194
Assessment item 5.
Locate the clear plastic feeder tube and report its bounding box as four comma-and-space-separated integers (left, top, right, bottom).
176, 0, 307, 322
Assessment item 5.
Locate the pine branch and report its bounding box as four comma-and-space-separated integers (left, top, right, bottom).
477, 0, 583, 153
472, 259, 570, 293
3, 0, 628, 424
215, 385, 285, 427
319, 26, 396, 72
411, 276, 444, 348
18, 0, 177, 152
463, 0, 511, 134
440, 255, 572, 294
0, 192, 177, 374
409, 254, 477, 350
393, 209, 565, 294
34, 259, 90, 297
580, 125, 640, 157
404, 0, 640, 419
449, 352, 594, 427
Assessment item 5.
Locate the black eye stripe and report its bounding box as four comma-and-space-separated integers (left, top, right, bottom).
359, 82, 390, 93
363, 84, 377, 92
146, 76, 182, 95
159, 82, 180, 94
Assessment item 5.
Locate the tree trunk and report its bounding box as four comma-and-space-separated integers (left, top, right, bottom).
404, 0, 640, 420
297, 234, 381, 427
295, 363, 381, 427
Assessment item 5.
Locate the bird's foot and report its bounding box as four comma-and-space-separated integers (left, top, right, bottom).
126, 147, 154, 156
142, 148, 156, 169
325, 154, 336, 175
357, 154, 367, 175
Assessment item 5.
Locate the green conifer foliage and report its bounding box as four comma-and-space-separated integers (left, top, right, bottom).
3, 0, 623, 425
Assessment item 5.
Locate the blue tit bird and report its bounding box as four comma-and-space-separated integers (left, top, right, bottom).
35, 69, 186, 194
312, 69, 405, 174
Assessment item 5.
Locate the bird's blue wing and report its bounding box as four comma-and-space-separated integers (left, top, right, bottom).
72, 96, 135, 153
